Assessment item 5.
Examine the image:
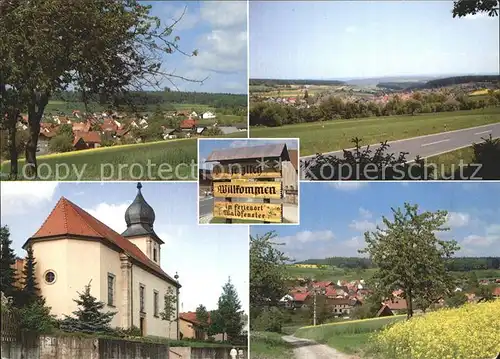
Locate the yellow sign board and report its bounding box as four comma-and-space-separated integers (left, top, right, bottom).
213, 180, 282, 199
212, 162, 281, 180
213, 202, 282, 223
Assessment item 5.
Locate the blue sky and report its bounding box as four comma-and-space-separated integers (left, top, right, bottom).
250, 182, 500, 261
198, 139, 299, 169
144, 1, 247, 93
250, 1, 500, 79
1, 182, 249, 314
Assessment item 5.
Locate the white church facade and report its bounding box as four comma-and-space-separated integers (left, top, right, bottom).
24, 183, 180, 339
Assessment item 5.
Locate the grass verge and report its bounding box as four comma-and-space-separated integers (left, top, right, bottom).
425, 146, 475, 179
294, 316, 406, 355
250, 331, 293, 359
250, 108, 500, 156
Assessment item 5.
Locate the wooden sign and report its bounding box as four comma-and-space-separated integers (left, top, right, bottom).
213, 202, 282, 223
213, 180, 282, 199
212, 161, 281, 180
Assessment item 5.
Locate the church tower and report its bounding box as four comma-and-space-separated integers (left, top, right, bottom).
122, 182, 164, 264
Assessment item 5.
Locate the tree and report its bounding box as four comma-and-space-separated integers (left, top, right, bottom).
20, 245, 42, 306
406, 99, 422, 115
250, 231, 289, 312
1, 0, 202, 178
476, 284, 495, 302
360, 203, 460, 319
160, 286, 178, 337
17, 298, 56, 334
445, 292, 467, 308
60, 281, 116, 334
214, 277, 243, 341
0, 226, 17, 299
466, 271, 479, 291
195, 304, 210, 337
452, 0, 499, 18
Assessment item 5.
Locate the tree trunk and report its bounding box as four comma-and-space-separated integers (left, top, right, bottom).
25, 92, 49, 179
407, 289, 413, 319
7, 110, 19, 179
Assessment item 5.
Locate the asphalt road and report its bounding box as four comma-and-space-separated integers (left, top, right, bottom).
282, 335, 356, 359
300, 122, 500, 164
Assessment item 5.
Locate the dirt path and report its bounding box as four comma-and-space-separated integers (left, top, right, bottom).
282, 335, 359, 359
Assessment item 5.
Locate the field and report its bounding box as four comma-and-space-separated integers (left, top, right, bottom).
370, 301, 500, 359
250, 107, 500, 156
285, 265, 500, 282
250, 332, 294, 359
294, 316, 406, 355
1, 139, 197, 180
250, 84, 339, 98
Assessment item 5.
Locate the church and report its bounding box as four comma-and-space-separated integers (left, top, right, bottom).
23, 183, 180, 339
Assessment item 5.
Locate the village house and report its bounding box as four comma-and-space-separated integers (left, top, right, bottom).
73, 131, 101, 150
202, 111, 216, 120
21, 183, 181, 338
178, 312, 225, 341
179, 118, 197, 132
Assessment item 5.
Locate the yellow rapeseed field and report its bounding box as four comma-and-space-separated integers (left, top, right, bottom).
372, 301, 500, 359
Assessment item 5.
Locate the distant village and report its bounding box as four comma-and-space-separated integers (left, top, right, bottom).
280, 274, 500, 318
15, 109, 247, 155
255, 81, 496, 108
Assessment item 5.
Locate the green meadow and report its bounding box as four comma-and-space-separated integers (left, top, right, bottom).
250, 107, 500, 156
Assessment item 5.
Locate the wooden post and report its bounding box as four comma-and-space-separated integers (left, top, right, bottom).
225, 197, 232, 224
263, 197, 270, 224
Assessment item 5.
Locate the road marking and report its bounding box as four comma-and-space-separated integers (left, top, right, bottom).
421, 139, 450, 147
474, 130, 492, 135
300, 122, 500, 159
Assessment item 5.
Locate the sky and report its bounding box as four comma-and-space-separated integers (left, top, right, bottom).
250, 182, 500, 261
250, 1, 500, 79
198, 139, 299, 170
0, 182, 249, 314
144, 1, 247, 93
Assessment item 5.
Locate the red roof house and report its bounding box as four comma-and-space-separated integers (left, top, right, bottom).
26, 197, 179, 286
180, 118, 197, 130
73, 131, 101, 150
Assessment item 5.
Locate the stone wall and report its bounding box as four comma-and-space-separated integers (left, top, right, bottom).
1, 334, 247, 359
170, 347, 247, 359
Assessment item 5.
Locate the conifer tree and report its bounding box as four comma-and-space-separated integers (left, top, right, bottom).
60, 281, 116, 334
195, 304, 210, 336
0, 226, 17, 298
21, 245, 41, 306
214, 277, 243, 341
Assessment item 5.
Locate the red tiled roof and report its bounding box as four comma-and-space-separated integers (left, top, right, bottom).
313, 281, 332, 288
384, 299, 407, 310
293, 292, 310, 302
493, 287, 500, 297
73, 131, 101, 146
28, 197, 180, 288
180, 311, 212, 326
180, 118, 196, 129
325, 287, 337, 297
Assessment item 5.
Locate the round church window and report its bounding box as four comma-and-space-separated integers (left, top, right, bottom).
44, 270, 56, 284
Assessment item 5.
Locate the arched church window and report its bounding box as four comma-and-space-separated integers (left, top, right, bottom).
44, 270, 56, 284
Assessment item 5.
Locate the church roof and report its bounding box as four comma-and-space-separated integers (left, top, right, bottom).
122, 183, 163, 244
28, 197, 180, 288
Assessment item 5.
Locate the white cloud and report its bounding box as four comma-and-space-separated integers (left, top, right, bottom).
191, 30, 247, 73
349, 219, 377, 232
343, 236, 363, 248
84, 202, 131, 234
189, 1, 247, 74
328, 182, 368, 191
1, 182, 59, 216
280, 230, 335, 244
463, 234, 493, 247
446, 212, 471, 228
359, 207, 372, 219
200, 1, 247, 28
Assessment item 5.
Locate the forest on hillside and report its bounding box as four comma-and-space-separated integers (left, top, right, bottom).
51, 90, 247, 110
377, 75, 500, 91
296, 256, 500, 271
250, 79, 346, 86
